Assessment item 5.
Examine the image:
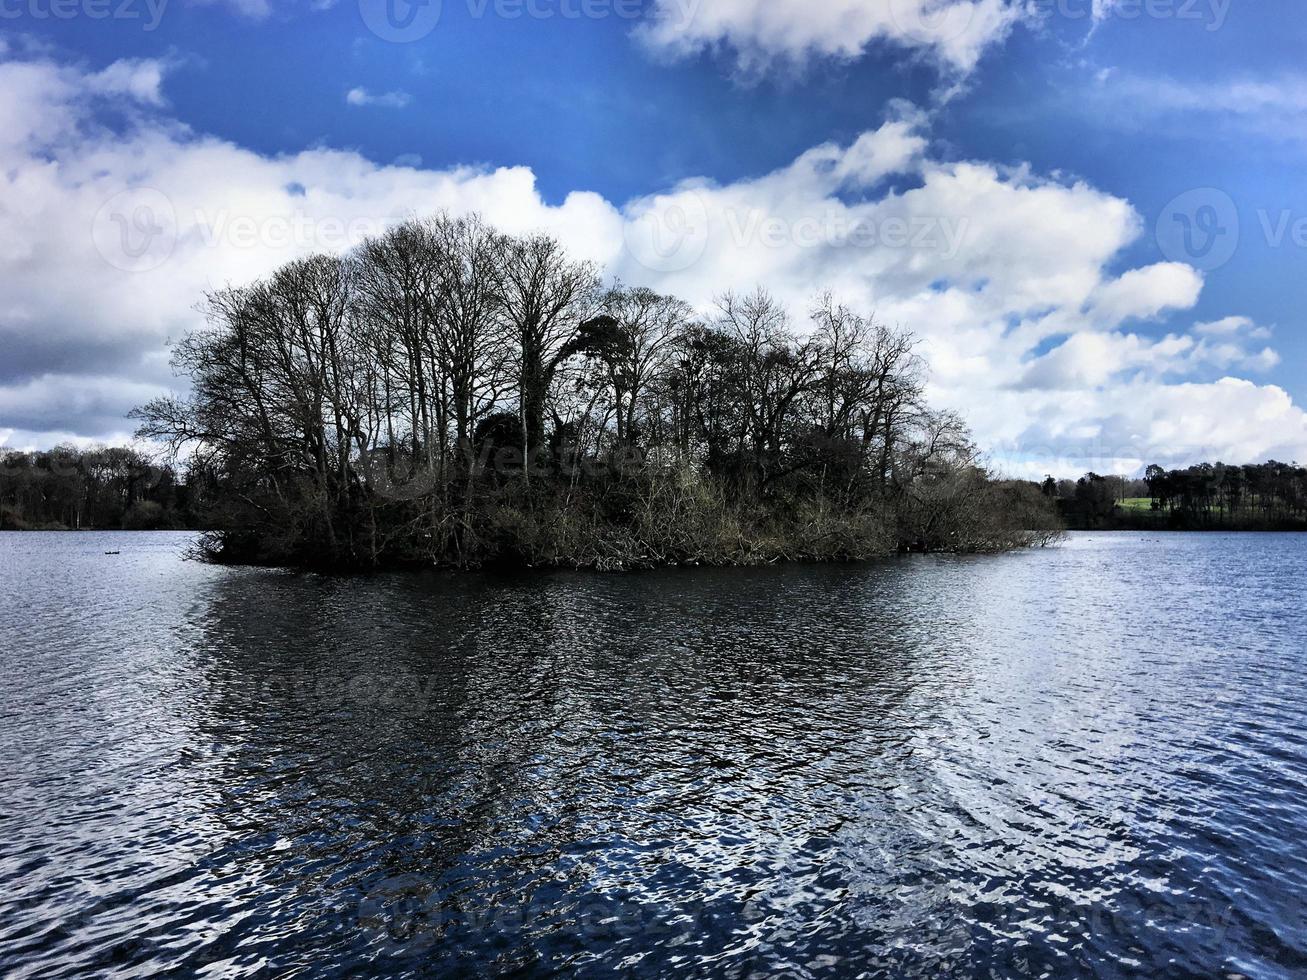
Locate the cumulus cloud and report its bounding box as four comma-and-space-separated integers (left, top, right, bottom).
982, 378, 1307, 481
1087, 263, 1203, 326
0, 53, 621, 450
1018, 327, 1278, 392
1, 50, 1304, 476
345, 87, 413, 109
607, 106, 1306, 474
637, 0, 1024, 77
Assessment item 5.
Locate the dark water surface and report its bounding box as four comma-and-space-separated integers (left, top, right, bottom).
2, 532, 1306, 977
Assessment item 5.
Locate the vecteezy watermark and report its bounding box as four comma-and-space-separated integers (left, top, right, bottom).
245, 671, 449, 709
357, 878, 760, 957
0, 0, 167, 29
1154, 190, 1307, 271
186, 208, 388, 251
1030, 0, 1232, 31
888, 0, 978, 47
91, 186, 399, 272
361, 442, 651, 501
359, 450, 439, 501
1254, 208, 1307, 250
92, 187, 178, 273
986, 440, 1223, 481
0, 450, 172, 489
358, 0, 698, 43
1085, 893, 1236, 951
358, 0, 442, 42
622, 190, 711, 274
622, 197, 970, 274
1155, 188, 1239, 272
722, 209, 969, 258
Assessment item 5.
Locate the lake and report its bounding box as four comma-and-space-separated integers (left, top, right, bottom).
1, 531, 1305, 977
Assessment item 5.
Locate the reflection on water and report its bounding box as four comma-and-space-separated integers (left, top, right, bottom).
2, 531, 1306, 976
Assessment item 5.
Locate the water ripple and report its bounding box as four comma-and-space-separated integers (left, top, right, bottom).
1, 531, 1306, 976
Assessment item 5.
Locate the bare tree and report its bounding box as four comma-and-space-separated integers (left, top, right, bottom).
495, 233, 600, 477
430, 213, 510, 456
573, 285, 692, 450
352, 219, 445, 474
712, 288, 819, 492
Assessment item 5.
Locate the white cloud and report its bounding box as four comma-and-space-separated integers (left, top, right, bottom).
0, 374, 163, 444
91, 59, 169, 104
1091, 0, 1117, 21
1, 50, 1304, 477
637, 0, 1024, 77
982, 378, 1307, 479
1017, 326, 1278, 392
0, 53, 622, 447
608, 107, 1305, 475
1194, 315, 1272, 340
1087, 71, 1307, 145
1112, 74, 1307, 117
345, 87, 413, 109
0, 56, 166, 153
1087, 263, 1204, 325
0, 427, 140, 453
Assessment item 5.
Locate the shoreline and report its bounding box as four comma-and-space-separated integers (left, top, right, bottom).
10, 526, 1057, 573
1060, 520, 1307, 533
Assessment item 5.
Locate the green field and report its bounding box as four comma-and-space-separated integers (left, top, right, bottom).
1117, 497, 1157, 512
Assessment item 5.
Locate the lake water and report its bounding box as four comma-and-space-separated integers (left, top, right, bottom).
1, 531, 1305, 977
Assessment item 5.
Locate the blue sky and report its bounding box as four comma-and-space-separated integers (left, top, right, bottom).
2, 0, 1306, 474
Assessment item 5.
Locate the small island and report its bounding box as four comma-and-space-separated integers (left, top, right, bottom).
104, 212, 1063, 570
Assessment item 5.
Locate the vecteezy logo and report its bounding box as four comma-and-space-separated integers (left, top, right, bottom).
359, 449, 438, 501
358, 0, 442, 42
622, 190, 710, 274
92, 187, 178, 273
888, 0, 976, 46
358, 873, 442, 954
1156, 188, 1239, 272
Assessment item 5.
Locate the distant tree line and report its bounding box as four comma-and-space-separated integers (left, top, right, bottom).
1042, 462, 1307, 530
1041, 473, 1122, 529
131, 211, 1062, 569
0, 446, 196, 530
1144, 461, 1307, 527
